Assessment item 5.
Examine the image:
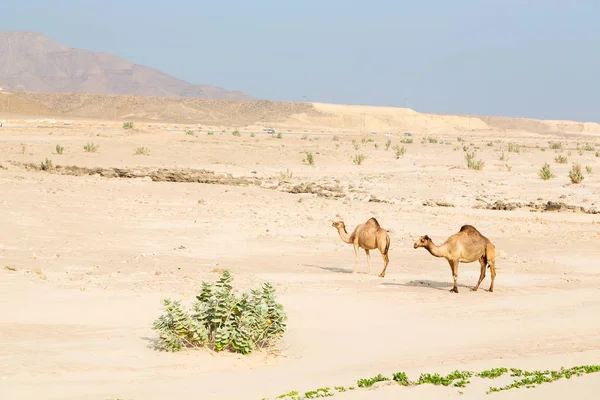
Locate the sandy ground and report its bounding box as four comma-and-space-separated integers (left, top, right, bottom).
1, 114, 600, 400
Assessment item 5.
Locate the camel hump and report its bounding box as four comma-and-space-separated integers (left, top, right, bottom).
459, 224, 478, 233
366, 217, 381, 227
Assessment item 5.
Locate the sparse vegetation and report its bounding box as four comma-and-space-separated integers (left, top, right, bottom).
352, 140, 359, 150
232, 130, 241, 137
539, 163, 555, 180
135, 146, 150, 156
84, 142, 99, 152
427, 137, 438, 143
304, 152, 315, 166
250, 132, 256, 137
507, 142, 521, 153
465, 150, 484, 170
123, 121, 134, 130
548, 141, 563, 150
207, 131, 214, 135
569, 163, 584, 184
185, 130, 195, 136
152, 270, 287, 354
279, 169, 293, 180
332, 136, 339, 141
385, 139, 392, 150
267, 365, 600, 400
393, 144, 406, 159
583, 144, 594, 151
357, 374, 390, 388
400, 138, 413, 144
353, 153, 366, 165
276, 132, 283, 139
585, 165, 593, 174
596, 150, 599, 157
55, 144, 64, 154
40, 158, 53, 171
301, 135, 308, 140
555, 155, 568, 164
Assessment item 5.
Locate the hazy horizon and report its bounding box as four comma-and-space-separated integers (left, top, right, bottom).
2, 1, 600, 122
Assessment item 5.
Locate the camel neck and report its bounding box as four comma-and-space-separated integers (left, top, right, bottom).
425, 242, 445, 258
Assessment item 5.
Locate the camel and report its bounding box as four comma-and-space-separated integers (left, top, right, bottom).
331, 217, 391, 277
413, 224, 496, 293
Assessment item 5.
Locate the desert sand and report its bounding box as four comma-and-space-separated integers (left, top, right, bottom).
1, 96, 600, 400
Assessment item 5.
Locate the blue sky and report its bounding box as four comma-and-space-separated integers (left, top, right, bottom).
3, 0, 600, 121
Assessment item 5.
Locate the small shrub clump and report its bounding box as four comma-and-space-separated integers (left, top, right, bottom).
304, 152, 315, 165
554, 155, 567, 164
135, 147, 150, 156
40, 158, 53, 171
152, 270, 287, 354
548, 141, 563, 150
539, 163, 555, 180
353, 153, 366, 165
84, 142, 99, 153
55, 144, 64, 154
123, 121, 134, 130
569, 163, 584, 184
465, 150, 484, 170
393, 144, 406, 159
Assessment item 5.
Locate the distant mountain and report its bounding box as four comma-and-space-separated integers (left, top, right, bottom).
0, 31, 254, 101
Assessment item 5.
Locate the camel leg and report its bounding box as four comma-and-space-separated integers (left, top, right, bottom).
365, 249, 372, 274
352, 242, 360, 274
472, 256, 487, 292
378, 253, 389, 278
448, 259, 459, 293
488, 258, 496, 292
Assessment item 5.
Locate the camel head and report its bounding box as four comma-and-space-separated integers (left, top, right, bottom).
331, 221, 346, 231
413, 235, 431, 249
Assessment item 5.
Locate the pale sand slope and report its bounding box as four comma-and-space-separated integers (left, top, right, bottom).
1, 91, 600, 136
0, 120, 599, 400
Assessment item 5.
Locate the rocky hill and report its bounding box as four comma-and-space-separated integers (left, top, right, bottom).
0, 31, 254, 101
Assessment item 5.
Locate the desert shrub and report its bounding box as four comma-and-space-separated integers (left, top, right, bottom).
232, 130, 241, 137
596, 151, 599, 157
548, 141, 563, 150
332, 135, 339, 141
135, 147, 150, 156
427, 137, 438, 143
185, 130, 195, 135
301, 134, 308, 140
152, 270, 287, 354
393, 144, 406, 159
276, 132, 283, 139
555, 155, 568, 164
207, 131, 215, 135
353, 153, 366, 165
352, 140, 360, 150
507, 142, 520, 153
465, 150, 484, 170
583, 143, 594, 151
569, 163, 584, 184
385, 139, 392, 150
498, 152, 508, 161
585, 165, 593, 174
400, 138, 413, 144
84, 142, 98, 152
457, 137, 464, 142
123, 121, 134, 130
539, 163, 554, 180
487, 141, 494, 147
304, 152, 315, 165
55, 145, 64, 154
40, 158, 53, 171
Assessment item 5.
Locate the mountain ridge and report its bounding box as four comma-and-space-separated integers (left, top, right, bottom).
0, 31, 254, 101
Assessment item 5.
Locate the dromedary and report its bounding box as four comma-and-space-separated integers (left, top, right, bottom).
331, 217, 391, 277
413, 225, 496, 293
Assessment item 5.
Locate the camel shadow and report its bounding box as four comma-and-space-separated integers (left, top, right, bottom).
302, 264, 355, 274
382, 279, 474, 292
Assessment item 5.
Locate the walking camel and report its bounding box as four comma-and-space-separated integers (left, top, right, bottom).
331, 217, 391, 277
413, 224, 496, 293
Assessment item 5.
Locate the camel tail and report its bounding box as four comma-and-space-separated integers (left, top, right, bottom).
485, 241, 496, 268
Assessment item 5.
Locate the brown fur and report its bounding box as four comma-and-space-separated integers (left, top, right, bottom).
413, 225, 496, 293
332, 218, 391, 277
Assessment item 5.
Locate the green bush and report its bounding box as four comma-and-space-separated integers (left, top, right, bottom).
152, 270, 287, 354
